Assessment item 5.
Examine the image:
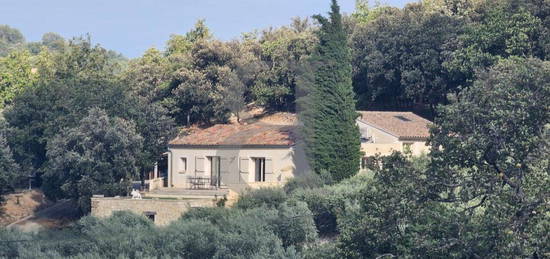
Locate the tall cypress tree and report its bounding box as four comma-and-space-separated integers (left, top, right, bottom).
300, 0, 361, 181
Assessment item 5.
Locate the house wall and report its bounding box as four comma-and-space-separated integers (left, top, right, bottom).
358, 121, 399, 144
357, 120, 429, 157
407, 141, 430, 156
166, 143, 309, 194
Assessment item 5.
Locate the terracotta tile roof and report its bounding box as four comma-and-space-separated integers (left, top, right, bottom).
169, 123, 296, 147
357, 111, 432, 140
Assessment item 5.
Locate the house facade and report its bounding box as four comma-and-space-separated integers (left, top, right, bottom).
162, 111, 432, 192
357, 111, 431, 159
166, 123, 309, 193
91, 111, 431, 225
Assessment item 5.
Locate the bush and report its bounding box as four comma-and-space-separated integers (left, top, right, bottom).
291, 173, 371, 236
74, 211, 156, 258
302, 242, 339, 259
156, 219, 222, 258
268, 200, 318, 248
283, 172, 326, 193
235, 187, 288, 210
0, 228, 32, 258
177, 206, 305, 257
181, 206, 235, 224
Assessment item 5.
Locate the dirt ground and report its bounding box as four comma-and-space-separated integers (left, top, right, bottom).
0, 190, 52, 226
1, 190, 80, 232
10, 199, 80, 232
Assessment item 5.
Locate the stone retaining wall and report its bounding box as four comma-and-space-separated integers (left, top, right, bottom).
90, 197, 216, 226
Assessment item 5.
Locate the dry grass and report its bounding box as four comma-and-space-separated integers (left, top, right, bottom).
0, 190, 52, 226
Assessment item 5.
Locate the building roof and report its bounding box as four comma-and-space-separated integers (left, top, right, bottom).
169, 123, 297, 147
357, 111, 432, 140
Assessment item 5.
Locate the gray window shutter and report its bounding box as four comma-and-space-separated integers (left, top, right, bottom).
195, 156, 205, 172
265, 158, 274, 181
220, 157, 231, 174
239, 157, 249, 173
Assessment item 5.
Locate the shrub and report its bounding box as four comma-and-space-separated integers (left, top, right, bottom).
0, 228, 32, 258
156, 219, 222, 258
302, 242, 339, 259
268, 200, 318, 248
74, 211, 156, 258
234, 187, 287, 210
292, 173, 371, 236
181, 206, 235, 224
177, 206, 301, 258
283, 172, 326, 193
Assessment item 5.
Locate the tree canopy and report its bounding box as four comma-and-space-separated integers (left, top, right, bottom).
300, 0, 362, 181
43, 108, 143, 212
0, 0, 548, 257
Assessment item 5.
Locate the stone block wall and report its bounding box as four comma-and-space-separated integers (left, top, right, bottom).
91, 197, 216, 226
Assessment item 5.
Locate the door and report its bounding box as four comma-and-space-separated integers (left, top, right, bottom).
209, 156, 221, 187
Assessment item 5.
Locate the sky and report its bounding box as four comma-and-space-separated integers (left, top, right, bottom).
1, 0, 416, 58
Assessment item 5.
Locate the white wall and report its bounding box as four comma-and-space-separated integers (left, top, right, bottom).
357, 120, 429, 156
167, 143, 309, 193
357, 121, 399, 144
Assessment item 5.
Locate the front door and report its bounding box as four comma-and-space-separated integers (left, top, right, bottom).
209, 156, 221, 188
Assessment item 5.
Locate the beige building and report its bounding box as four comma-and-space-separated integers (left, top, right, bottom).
357, 111, 431, 169
91, 111, 431, 225
165, 123, 309, 193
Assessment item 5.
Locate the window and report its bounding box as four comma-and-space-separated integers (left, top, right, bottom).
253, 158, 266, 182
179, 157, 187, 173
208, 156, 221, 187
403, 142, 413, 154
144, 211, 156, 222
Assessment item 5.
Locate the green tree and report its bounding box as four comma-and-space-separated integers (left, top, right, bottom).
3, 38, 123, 177
300, 0, 361, 181
121, 47, 170, 102
0, 50, 38, 108
224, 70, 246, 123
166, 19, 212, 56
0, 123, 20, 213
131, 100, 176, 184
5, 38, 174, 189
445, 3, 547, 87
429, 58, 549, 257
0, 25, 25, 56
350, 3, 463, 111
41, 32, 66, 52
336, 154, 465, 258
43, 108, 143, 213
250, 18, 317, 111
164, 40, 235, 125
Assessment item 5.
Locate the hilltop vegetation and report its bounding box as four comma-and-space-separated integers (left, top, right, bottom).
0, 0, 548, 258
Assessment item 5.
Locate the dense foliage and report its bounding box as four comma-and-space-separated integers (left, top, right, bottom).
2, 39, 175, 211
43, 108, 143, 213
0, 123, 20, 212
300, 0, 362, 181
0, 202, 316, 258
0, 0, 548, 257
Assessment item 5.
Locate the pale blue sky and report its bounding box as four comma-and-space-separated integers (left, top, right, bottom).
1, 0, 416, 58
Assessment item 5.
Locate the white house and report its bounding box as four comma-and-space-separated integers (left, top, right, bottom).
91, 111, 432, 225
164, 123, 309, 193
357, 111, 431, 165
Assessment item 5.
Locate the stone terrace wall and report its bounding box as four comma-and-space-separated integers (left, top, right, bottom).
91, 197, 216, 226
